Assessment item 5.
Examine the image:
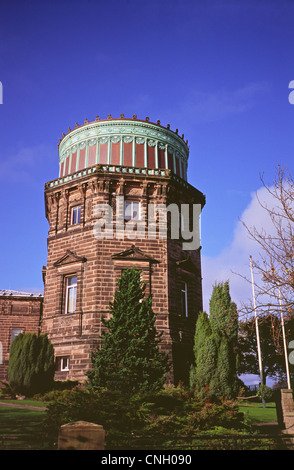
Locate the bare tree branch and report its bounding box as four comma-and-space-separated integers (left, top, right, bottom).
235, 166, 294, 325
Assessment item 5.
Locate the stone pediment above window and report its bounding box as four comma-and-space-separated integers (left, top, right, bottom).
112, 245, 159, 297
112, 245, 159, 265
54, 250, 87, 270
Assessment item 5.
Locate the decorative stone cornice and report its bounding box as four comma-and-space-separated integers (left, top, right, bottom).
58, 118, 189, 165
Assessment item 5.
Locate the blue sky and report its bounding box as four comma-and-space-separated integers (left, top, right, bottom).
0, 0, 294, 317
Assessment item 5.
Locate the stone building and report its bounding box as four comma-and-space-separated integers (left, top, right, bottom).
41, 115, 205, 385
0, 290, 43, 383
1, 115, 205, 386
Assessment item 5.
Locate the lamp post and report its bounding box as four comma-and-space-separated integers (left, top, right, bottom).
250, 256, 265, 407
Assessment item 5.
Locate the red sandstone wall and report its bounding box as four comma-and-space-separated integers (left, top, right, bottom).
42, 171, 204, 384
0, 296, 43, 383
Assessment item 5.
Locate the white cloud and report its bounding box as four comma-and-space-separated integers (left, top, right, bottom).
201, 184, 276, 313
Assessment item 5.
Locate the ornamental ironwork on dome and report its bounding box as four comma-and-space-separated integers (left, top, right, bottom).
58, 115, 189, 181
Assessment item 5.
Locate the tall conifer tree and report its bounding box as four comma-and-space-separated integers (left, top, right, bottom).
190, 311, 217, 398
209, 281, 239, 398
87, 267, 169, 395
190, 281, 239, 399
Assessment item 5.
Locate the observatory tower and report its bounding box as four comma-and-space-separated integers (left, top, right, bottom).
41, 115, 205, 385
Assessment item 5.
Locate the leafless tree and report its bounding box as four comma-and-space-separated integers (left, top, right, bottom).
237, 166, 294, 334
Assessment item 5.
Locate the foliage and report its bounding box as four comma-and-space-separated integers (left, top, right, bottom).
210, 337, 236, 399
189, 311, 217, 398
44, 388, 143, 438
239, 167, 294, 319
238, 315, 294, 384
86, 267, 170, 395
43, 385, 246, 448
209, 281, 238, 344
186, 400, 244, 432
7, 333, 55, 397
190, 282, 239, 400
257, 384, 273, 402
0, 381, 16, 399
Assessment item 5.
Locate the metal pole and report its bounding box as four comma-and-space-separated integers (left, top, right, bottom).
277, 283, 291, 389
250, 256, 265, 406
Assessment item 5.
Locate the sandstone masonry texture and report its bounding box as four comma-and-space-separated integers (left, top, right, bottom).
42, 168, 205, 385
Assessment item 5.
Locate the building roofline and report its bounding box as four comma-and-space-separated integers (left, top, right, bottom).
57, 114, 189, 150
0, 289, 43, 298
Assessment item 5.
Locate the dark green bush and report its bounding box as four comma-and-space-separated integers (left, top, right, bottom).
44, 388, 145, 438
44, 385, 246, 447
8, 333, 55, 396
0, 381, 16, 399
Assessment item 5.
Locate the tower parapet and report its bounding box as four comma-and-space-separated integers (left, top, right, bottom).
58, 116, 189, 181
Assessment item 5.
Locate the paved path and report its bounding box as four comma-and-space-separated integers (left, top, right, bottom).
0, 401, 47, 411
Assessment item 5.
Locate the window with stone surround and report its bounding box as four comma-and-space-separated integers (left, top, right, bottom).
56, 356, 70, 371
64, 275, 77, 314
54, 250, 87, 316
71, 205, 81, 225
124, 200, 140, 221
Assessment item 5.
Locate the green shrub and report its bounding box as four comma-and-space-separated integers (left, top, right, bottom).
186, 400, 244, 431
87, 268, 169, 395
44, 388, 145, 439
0, 381, 16, 399
8, 333, 55, 396
257, 384, 273, 402
44, 385, 246, 448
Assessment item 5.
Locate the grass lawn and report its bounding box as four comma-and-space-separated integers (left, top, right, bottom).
0, 405, 54, 450
237, 400, 278, 424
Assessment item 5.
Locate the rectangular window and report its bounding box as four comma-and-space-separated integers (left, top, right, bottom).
71, 205, 81, 225
57, 356, 70, 371
124, 201, 140, 221
11, 328, 24, 344
65, 276, 77, 313
180, 281, 188, 317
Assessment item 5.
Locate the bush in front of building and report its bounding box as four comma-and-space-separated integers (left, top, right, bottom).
86, 267, 170, 396
43, 385, 246, 448
44, 387, 145, 444
7, 332, 55, 396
